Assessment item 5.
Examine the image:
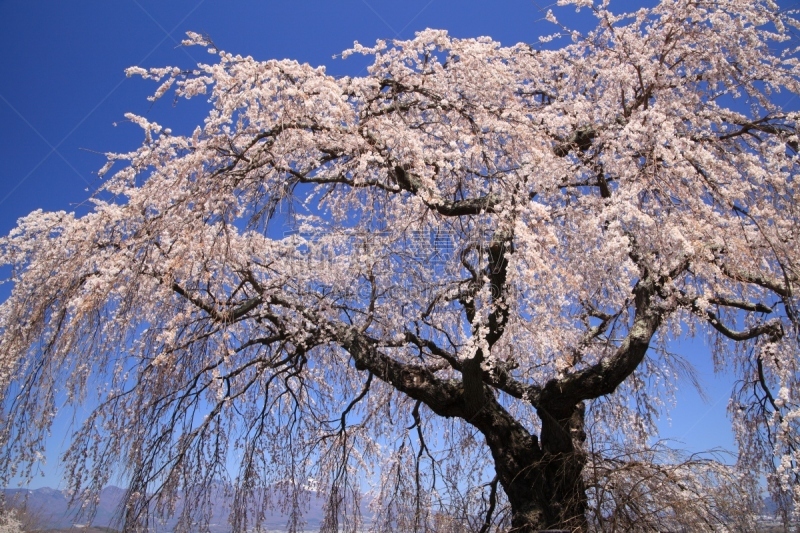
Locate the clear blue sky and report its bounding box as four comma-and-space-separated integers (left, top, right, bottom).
0, 0, 763, 488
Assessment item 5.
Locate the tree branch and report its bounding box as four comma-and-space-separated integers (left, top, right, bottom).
703, 309, 783, 342
541, 278, 665, 405
715, 259, 793, 298
478, 475, 500, 533
393, 165, 501, 216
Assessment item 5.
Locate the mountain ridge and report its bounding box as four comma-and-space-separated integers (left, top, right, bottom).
2, 485, 333, 532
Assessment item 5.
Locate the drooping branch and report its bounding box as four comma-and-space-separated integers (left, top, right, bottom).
478, 475, 500, 533
339, 372, 373, 430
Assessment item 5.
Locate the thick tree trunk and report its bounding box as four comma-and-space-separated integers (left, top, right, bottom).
535, 401, 588, 532
341, 327, 593, 531
483, 401, 588, 532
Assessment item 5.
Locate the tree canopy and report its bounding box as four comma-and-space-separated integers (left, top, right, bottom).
1, 0, 800, 531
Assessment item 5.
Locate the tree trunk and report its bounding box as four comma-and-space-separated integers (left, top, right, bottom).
535, 401, 588, 532
483, 401, 588, 532
343, 326, 592, 531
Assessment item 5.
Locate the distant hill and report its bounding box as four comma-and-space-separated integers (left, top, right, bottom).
4, 486, 794, 532
2, 486, 334, 532
37, 526, 119, 533
3, 486, 126, 531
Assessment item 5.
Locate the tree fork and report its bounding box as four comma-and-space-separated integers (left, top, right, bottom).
464, 390, 588, 531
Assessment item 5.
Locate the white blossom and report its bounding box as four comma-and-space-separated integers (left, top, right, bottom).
2, 0, 800, 530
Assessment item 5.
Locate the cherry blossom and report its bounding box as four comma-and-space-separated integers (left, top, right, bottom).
1, 0, 799, 531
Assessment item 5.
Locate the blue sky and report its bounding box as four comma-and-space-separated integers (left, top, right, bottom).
0, 0, 761, 488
